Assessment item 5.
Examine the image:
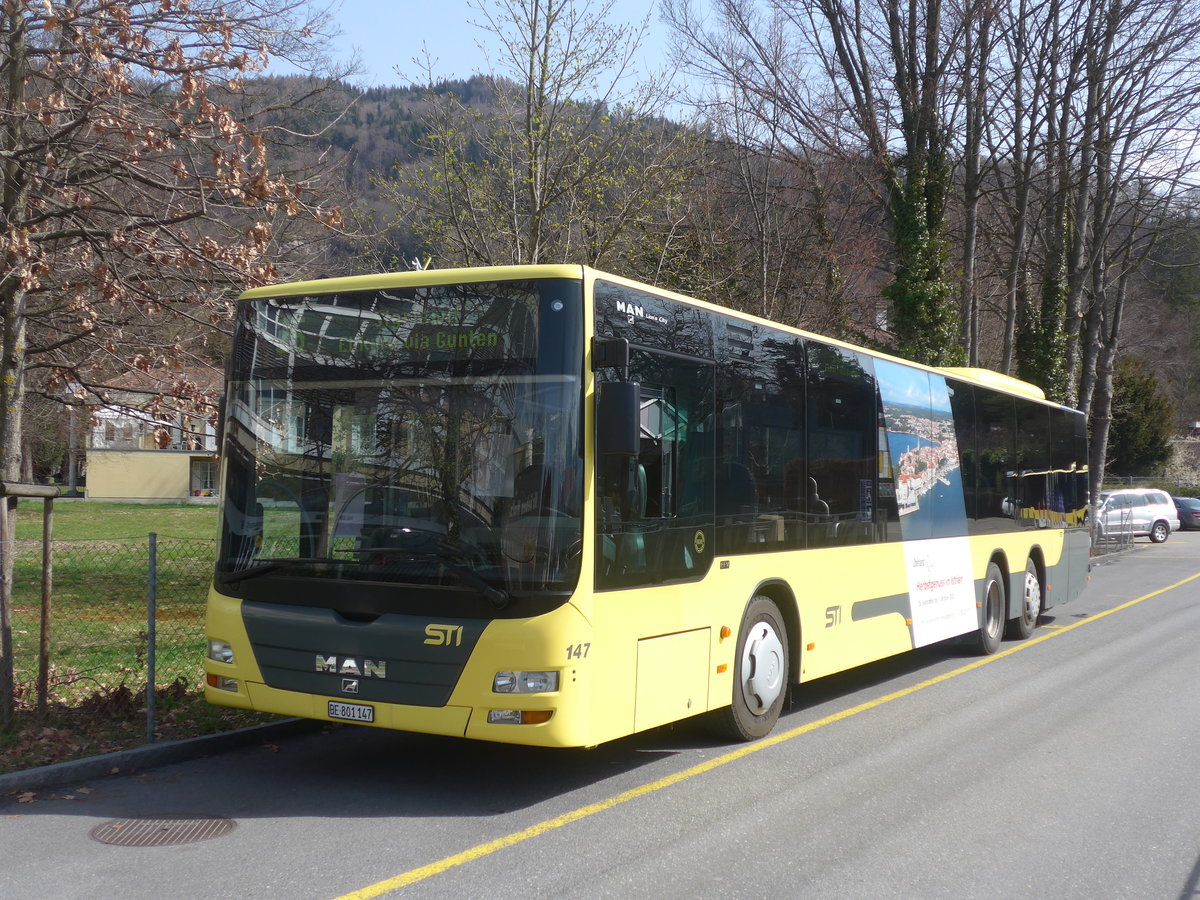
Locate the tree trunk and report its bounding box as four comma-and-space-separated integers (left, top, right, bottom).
0, 0, 26, 713
1088, 345, 1116, 503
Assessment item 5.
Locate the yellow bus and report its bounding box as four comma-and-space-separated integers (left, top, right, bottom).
205, 265, 1091, 746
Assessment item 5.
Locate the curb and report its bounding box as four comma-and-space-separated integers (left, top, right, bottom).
0, 718, 321, 797
1092, 541, 1140, 560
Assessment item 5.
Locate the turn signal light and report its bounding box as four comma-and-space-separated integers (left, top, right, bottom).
206, 673, 239, 692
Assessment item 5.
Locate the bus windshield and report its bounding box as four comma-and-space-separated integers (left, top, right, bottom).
216, 278, 584, 613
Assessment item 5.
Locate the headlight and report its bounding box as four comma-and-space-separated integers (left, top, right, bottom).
207, 640, 234, 664
493, 670, 559, 694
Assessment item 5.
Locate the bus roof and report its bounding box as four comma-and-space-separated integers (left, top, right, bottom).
938, 367, 1047, 401
237, 264, 586, 300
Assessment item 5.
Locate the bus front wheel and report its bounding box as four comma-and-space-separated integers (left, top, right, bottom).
976, 562, 1005, 655
714, 595, 789, 741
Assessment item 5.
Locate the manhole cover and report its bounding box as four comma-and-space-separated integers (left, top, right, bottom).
90, 814, 236, 847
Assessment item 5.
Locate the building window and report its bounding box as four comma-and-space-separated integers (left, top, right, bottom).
191, 458, 218, 495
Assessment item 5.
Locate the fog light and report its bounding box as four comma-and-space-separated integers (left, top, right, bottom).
207, 640, 234, 664
493, 670, 559, 693
487, 709, 554, 725
207, 673, 239, 692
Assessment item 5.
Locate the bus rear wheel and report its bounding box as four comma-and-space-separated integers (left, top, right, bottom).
976, 562, 1005, 655
714, 595, 789, 741
1005, 558, 1041, 640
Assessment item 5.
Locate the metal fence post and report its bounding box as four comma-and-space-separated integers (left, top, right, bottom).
147, 532, 157, 743
0, 483, 59, 733
0, 494, 12, 734
37, 496, 53, 714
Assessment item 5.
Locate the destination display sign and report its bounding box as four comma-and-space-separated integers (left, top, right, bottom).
265, 292, 537, 367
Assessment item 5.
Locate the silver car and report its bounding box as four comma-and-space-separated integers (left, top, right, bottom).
1097, 488, 1180, 543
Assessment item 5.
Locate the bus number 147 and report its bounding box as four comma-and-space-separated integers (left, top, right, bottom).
567, 643, 591, 660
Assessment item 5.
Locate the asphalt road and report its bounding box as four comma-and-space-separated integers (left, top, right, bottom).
3, 534, 1199, 899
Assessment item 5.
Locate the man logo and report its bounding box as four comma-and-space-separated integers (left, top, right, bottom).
342, 678, 359, 694
614, 298, 668, 326
424, 624, 464, 647
314, 655, 387, 678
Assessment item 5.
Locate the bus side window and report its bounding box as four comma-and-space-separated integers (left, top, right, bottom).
974, 393, 1016, 533
1016, 401, 1051, 528
595, 356, 714, 588
806, 345, 879, 547
714, 328, 807, 554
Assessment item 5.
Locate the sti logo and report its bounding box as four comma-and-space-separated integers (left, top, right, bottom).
424, 624, 464, 647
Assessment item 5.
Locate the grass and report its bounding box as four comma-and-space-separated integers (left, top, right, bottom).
12, 498, 219, 541
1, 500, 279, 777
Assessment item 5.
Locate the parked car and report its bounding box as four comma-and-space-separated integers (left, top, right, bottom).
1096, 488, 1180, 543
1173, 496, 1200, 531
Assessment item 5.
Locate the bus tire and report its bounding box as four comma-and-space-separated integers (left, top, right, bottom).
1005, 558, 1041, 640
976, 562, 1005, 655
714, 595, 789, 741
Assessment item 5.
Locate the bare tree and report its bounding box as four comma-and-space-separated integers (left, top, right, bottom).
652, 6, 877, 334
963, 0, 1200, 490
982, 0, 1060, 376
385, 0, 694, 274
0, 0, 350, 728
665, 0, 967, 364
951, 0, 1000, 363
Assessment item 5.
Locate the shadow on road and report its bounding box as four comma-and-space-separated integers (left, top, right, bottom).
0, 609, 1086, 822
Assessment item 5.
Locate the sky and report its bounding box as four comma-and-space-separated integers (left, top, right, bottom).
315, 0, 674, 88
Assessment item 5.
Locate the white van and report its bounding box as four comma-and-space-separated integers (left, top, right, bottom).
1097, 488, 1180, 543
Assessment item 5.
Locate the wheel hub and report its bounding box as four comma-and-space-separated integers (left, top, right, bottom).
1023, 570, 1041, 622
741, 622, 785, 714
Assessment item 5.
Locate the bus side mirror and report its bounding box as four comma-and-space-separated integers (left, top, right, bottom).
592, 336, 630, 377
597, 381, 641, 456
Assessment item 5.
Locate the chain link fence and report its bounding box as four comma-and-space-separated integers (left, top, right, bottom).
5, 535, 215, 740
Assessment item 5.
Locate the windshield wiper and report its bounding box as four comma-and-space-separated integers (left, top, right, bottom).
217, 557, 345, 586
366, 545, 510, 608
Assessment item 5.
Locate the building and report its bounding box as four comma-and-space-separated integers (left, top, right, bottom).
84, 367, 221, 501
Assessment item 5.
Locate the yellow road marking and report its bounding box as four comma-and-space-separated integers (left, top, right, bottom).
335, 570, 1200, 899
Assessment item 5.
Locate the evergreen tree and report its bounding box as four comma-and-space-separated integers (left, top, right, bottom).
884, 162, 964, 365
1106, 357, 1175, 476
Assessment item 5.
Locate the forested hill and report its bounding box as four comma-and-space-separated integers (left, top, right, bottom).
263, 73, 695, 270
245, 74, 1200, 455
284, 76, 505, 194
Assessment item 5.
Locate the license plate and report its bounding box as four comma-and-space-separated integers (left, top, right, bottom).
327, 700, 374, 723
